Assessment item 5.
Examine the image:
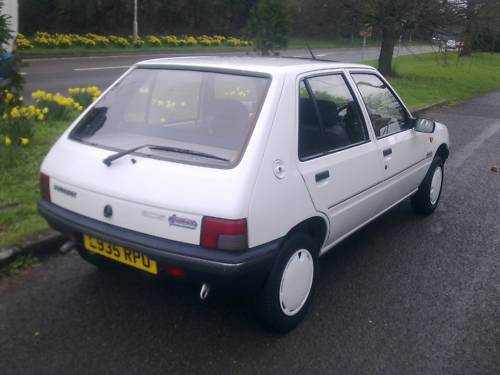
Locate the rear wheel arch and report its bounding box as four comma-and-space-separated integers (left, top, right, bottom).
285, 216, 328, 251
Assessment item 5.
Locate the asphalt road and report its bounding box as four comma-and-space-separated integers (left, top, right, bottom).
1, 92, 499, 375
22, 45, 435, 96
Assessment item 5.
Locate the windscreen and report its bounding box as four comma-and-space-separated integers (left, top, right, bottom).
70, 68, 270, 167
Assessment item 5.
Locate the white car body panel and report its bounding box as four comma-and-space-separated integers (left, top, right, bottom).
41, 56, 450, 255
248, 71, 327, 248
41, 65, 285, 246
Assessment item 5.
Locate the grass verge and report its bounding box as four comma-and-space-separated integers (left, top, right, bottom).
386, 52, 500, 109
1, 52, 500, 249
19, 44, 253, 58
19, 38, 424, 58
0, 121, 68, 248
0, 253, 38, 276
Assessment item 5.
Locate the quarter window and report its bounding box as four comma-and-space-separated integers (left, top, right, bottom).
351, 73, 410, 138
298, 74, 368, 160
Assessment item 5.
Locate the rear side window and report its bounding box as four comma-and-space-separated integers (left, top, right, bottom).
298, 74, 368, 160
351, 73, 410, 138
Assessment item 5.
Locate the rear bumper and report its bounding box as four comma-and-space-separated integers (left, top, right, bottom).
38, 200, 280, 291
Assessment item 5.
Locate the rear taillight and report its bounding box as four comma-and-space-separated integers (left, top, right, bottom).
201, 217, 248, 251
40, 173, 51, 202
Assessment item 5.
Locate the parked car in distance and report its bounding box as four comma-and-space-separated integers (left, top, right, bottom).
446, 40, 457, 49
39, 57, 450, 333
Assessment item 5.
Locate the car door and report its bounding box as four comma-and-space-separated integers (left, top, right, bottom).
296, 72, 384, 247
350, 71, 431, 209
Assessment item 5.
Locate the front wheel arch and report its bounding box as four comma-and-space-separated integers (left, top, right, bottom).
435, 143, 449, 161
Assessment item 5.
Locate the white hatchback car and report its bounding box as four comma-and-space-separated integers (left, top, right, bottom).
39, 57, 449, 332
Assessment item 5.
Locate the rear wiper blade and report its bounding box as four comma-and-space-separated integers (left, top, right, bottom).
148, 146, 229, 162
103, 144, 229, 166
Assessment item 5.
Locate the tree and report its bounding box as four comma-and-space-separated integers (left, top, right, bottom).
451, 0, 500, 56
245, 0, 288, 55
0, 0, 23, 97
342, 0, 445, 76
0, 0, 12, 50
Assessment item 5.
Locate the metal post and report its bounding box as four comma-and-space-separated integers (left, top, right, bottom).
133, 0, 138, 42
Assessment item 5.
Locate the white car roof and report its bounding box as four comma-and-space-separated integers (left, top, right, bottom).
136, 56, 375, 76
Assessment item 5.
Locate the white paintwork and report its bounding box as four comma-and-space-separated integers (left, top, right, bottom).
41, 56, 450, 256
279, 249, 314, 316
430, 166, 443, 205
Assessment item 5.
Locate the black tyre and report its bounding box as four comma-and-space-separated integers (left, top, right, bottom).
411, 156, 444, 215
253, 232, 319, 333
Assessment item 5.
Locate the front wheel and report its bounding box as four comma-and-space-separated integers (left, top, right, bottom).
411, 156, 444, 215
253, 232, 319, 333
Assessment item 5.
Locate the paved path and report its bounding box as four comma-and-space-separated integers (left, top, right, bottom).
22, 45, 436, 96
1, 91, 499, 375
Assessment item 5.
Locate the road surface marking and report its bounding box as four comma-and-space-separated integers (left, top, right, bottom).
74, 65, 130, 72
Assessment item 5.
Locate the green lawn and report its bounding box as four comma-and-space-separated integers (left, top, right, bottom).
1, 52, 500, 248
0, 121, 68, 248
288, 37, 379, 49
384, 52, 500, 109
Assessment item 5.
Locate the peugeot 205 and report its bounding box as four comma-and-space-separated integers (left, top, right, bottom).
39, 57, 450, 333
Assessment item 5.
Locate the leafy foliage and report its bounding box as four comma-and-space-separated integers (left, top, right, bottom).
0, 0, 24, 96
245, 0, 288, 55
0, 0, 12, 50
0, 254, 38, 276
19, 0, 256, 36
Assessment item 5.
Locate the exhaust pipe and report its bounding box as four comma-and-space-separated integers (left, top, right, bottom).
199, 283, 210, 300
59, 241, 76, 255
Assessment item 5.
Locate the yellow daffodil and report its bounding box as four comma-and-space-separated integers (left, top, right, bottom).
20, 138, 30, 146
4, 137, 12, 145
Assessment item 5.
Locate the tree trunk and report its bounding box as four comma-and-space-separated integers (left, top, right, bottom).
378, 27, 396, 76
461, 1, 475, 57
461, 27, 473, 56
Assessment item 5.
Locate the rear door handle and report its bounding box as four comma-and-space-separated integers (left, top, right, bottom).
383, 148, 392, 157
315, 170, 330, 183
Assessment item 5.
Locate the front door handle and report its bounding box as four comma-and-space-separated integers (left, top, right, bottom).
315, 170, 330, 183
383, 148, 392, 157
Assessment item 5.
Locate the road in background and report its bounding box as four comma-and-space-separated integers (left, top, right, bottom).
1, 91, 499, 375
22, 45, 435, 96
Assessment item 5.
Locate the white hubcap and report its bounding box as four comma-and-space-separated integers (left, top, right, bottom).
430, 166, 443, 205
279, 249, 314, 316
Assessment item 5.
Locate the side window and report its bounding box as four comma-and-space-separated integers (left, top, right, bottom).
298, 81, 323, 159
298, 74, 369, 160
351, 73, 409, 138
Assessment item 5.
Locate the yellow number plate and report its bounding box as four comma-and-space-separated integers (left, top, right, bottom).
83, 234, 158, 275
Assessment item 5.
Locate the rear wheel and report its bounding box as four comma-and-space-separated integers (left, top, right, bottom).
253, 232, 319, 333
411, 156, 444, 215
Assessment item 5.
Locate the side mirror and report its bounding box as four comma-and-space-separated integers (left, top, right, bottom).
413, 118, 435, 133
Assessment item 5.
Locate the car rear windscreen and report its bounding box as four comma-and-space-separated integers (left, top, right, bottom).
70, 68, 270, 167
